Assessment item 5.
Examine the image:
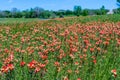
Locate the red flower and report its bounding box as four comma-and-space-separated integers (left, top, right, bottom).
20, 61, 26, 67
34, 67, 40, 73
31, 60, 37, 64
7, 64, 14, 71
40, 55, 48, 60
1, 66, 9, 73
75, 61, 79, 65
39, 63, 46, 68
21, 37, 25, 42
97, 47, 101, 52
54, 62, 60, 67
77, 78, 81, 80
111, 69, 117, 78
9, 54, 14, 61
90, 48, 94, 52
93, 59, 97, 64
1, 64, 14, 73
84, 40, 89, 45
27, 62, 35, 69
103, 41, 109, 46
4, 48, 9, 53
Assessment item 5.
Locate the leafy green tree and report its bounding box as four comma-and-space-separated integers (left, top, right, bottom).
117, 0, 120, 6
40, 10, 51, 19
94, 6, 109, 15
113, 8, 120, 14
82, 9, 89, 16
11, 8, 19, 18
2, 10, 11, 18
21, 9, 31, 18
65, 10, 73, 16
115, 0, 120, 14
33, 7, 44, 18
94, 9, 101, 15
50, 12, 56, 19
74, 6, 82, 16
100, 5, 108, 15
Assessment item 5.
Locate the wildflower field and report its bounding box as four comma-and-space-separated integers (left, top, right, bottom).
0, 15, 120, 80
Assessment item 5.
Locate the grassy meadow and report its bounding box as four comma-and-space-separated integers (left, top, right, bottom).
0, 15, 120, 80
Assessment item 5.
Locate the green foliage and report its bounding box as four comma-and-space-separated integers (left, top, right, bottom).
82, 9, 89, 16
100, 5, 109, 15
74, 6, 82, 16
113, 8, 120, 14
0, 5, 115, 19
117, 0, 120, 6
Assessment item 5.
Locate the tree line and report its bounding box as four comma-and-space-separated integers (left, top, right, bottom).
0, 5, 116, 19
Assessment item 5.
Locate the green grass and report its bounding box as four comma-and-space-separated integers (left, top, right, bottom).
1, 14, 120, 24
0, 18, 39, 23
0, 18, 40, 26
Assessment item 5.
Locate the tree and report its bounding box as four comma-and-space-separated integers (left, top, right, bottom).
117, 0, 120, 6
11, 8, 22, 18
50, 12, 56, 19
40, 10, 51, 19
113, 8, 120, 14
94, 9, 101, 15
87, 9, 96, 15
74, 6, 82, 16
94, 6, 109, 15
100, 5, 108, 15
82, 9, 89, 16
65, 10, 73, 16
21, 9, 31, 18
33, 7, 44, 18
